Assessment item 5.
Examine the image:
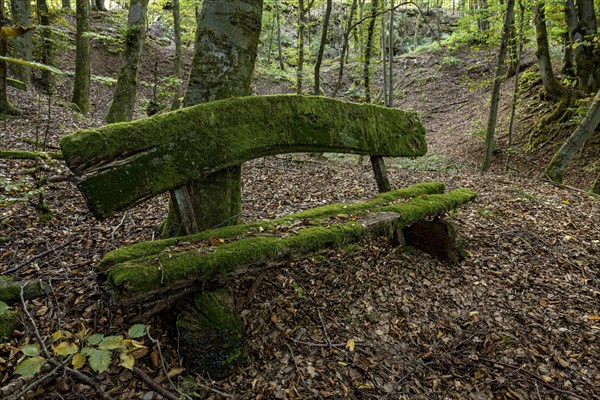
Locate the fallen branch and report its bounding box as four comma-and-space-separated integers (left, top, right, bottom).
0, 149, 63, 160
131, 367, 180, 400
3, 239, 73, 275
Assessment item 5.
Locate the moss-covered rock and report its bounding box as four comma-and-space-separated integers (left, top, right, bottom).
60, 95, 426, 218
176, 290, 246, 378
0, 276, 50, 305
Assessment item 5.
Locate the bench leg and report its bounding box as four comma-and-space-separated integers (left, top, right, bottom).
176, 289, 247, 378
402, 218, 466, 262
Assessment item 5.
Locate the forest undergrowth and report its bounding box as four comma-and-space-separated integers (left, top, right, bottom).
0, 11, 599, 400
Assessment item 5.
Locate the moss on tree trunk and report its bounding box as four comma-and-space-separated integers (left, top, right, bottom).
176, 290, 246, 378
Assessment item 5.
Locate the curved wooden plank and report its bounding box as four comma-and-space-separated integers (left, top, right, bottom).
60, 95, 426, 217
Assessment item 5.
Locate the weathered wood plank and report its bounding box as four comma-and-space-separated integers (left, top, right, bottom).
97, 186, 476, 308
60, 95, 426, 217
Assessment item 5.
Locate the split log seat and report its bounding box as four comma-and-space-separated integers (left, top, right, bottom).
60, 95, 477, 377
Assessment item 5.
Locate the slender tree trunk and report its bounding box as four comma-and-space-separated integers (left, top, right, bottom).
0, 2, 15, 114
388, 0, 394, 107
561, 0, 578, 76
481, 0, 514, 172
164, 0, 264, 236
94, 0, 107, 11
574, 0, 598, 94
381, 0, 388, 105
36, 0, 53, 92
533, 3, 568, 100
275, 0, 284, 69
364, 0, 378, 103
170, 0, 182, 110
105, 0, 149, 122
10, 0, 33, 87
314, 0, 332, 95
333, 0, 357, 97
544, 88, 600, 183
71, 0, 90, 114
297, 0, 305, 94
61, 0, 70, 9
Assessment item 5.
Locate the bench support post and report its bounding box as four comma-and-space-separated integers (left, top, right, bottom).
164, 166, 242, 236
370, 155, 391, 192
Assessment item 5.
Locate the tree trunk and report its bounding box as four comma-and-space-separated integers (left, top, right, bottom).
296, 0, 305, 94
481, 0, 514, 172
333, 0, 357, 97
364, 0, 378, 103
275, 0, 284, 70
533, 3, 568, 100
94, 0, 107, 11
561, 0, 578, 76
544, 88, 600, 183
169, 0, 182, 111
71, 0, 90, 114
10, 0, 33, 87
61, 0, 70, 9
574, 0, 599, 94
0, 2, 15, 114
388, 0, 394, 106
105, 0, 149, 122
313, 0, 332, 95
164, 0, 264, 237
36, 0, 54, 92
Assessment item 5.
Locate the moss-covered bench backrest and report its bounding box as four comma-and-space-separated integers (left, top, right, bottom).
60, 95, 426, 218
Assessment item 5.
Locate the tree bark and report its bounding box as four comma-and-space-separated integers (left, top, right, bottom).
164, 0, 264, 236
296, 0, 305, 94
275, 0, 284, 70
71, 0, 90, 114
169, 0, 182, 111
10, 0, 33, 86
105, 0, 149, 122
94, 0, 107, 11
533, 3, 568, 100
333, 0, 357, 97
561, 0, 578, 76
36, 0, 53, 92
61, 0, 70, 9
481, 0, 514, 172
0, 2, 15, 114
544, 88, 600, 183
591, 172, 600, 194
364, 0, 378, 103
313, 0, 332, 95
574, 0, 599, 94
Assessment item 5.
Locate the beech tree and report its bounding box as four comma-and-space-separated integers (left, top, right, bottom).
544, 88, 600, 184
105, 0, 149, 123
10, 0, 33, 86
71, 0, 90, 114
164, 0, 264, 236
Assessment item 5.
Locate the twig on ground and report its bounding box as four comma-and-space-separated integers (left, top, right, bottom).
19, 283, 114, 400
4, 239, 74, 275
317, 309, 332, 349
6, 363, 61, 400
110, 212, 127, 243
479, 357, 588, 400
131, 367, 180, 400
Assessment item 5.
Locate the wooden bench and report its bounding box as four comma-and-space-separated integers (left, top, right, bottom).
60, 95, 477, 378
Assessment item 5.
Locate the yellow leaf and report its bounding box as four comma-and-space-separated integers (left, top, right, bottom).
337, 361, 348, 366
75, 328, 91, 340
586, 315, 600, 321
561, 200, 570, 205
51, 330, 73, 342
564, 235, 573, 241
167, 367, 186, 378
355, 382, 374, 390
51, 341, 79, 356
119, 352, 135, 370
72, 352, 86, 369
346, 338, 355, 352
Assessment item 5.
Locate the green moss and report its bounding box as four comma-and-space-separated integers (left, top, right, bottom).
0, 309, 17, 341
176, 290, 246, 378
60, 95, 426, 217
100, 187, 477, 296
100, 182, 444, 267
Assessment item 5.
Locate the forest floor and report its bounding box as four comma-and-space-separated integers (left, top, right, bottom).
1, 12, 599, 400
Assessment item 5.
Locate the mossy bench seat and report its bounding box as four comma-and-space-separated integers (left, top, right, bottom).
98, 182, 476, 310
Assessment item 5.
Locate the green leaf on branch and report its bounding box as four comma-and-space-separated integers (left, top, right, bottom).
127, 324, 149, 339
15, 356, 46, 376
0, 56, 63, 74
